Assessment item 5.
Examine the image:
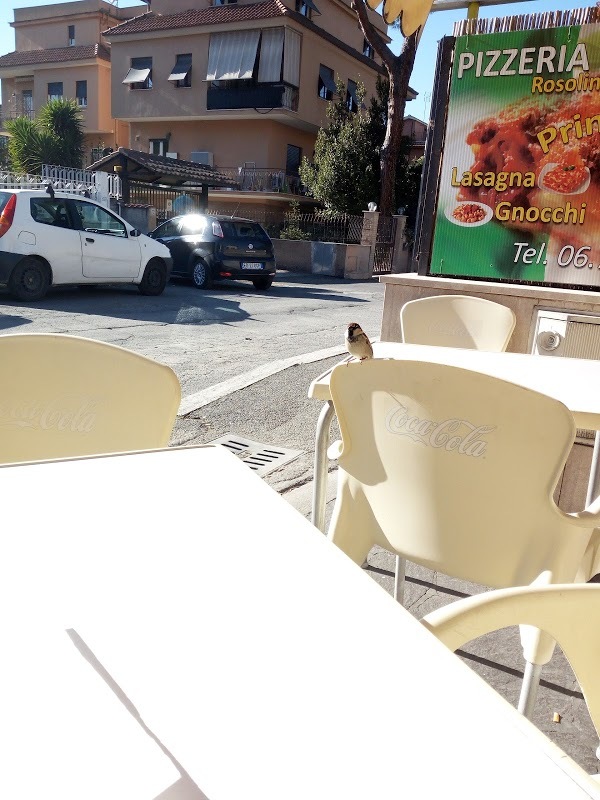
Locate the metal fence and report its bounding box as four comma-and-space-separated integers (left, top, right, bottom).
1, 166, 366, 246
209, 209, 364, 244
0, 168, 111, 204
214, 167, 303, 195
0, 171, 48, 190
129, 184, 207, 223
372, 215, 396, 274
42, 164, 120, 200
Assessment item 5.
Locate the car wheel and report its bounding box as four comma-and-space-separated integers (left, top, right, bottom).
9, 257, 51, 301
252, 276, 273, 291
138, 258, 167, 296
192, 260, 212, 289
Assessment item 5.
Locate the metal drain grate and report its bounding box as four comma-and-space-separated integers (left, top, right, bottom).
208, 434, 303, 477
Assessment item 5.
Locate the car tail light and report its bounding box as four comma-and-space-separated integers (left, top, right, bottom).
220, 271, 232, 277
212, 221, 224, 238
0, 195, 17, 238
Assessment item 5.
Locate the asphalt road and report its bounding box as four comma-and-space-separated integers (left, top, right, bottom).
0, 271, 385, 404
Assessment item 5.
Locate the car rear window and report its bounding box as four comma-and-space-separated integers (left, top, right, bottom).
0, 192, 14, 215
220, 221, 266, 238
179, 215, 209, 235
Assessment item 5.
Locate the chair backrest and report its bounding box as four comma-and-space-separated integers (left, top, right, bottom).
0, 334, 181, 464
400, 295, 516, 352
327, 359, 590, 589
422, 584, 600, 741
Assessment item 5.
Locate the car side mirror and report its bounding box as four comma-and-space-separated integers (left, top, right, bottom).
130, 228, 141, 237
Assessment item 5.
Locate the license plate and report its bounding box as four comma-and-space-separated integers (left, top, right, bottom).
241, 262, 263, 270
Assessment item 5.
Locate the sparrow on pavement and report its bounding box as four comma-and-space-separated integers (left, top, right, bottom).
345, 322, 373, 361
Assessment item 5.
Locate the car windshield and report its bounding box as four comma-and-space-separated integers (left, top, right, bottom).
221, 220, 266, 238
0, 192, 14, 215
179, 215, 208, 235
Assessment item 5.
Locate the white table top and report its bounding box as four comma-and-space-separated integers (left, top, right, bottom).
308, 342, 600, 430
2, 445, 599, 800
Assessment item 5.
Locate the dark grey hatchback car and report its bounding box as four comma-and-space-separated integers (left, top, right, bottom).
149, 213, 276, 290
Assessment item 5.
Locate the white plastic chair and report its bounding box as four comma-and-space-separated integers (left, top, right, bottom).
0, 333, 181, 464
326, 359, 600, 717
400, 294, 516, 352
397, 295, 516, 621
422, 584, 600, 766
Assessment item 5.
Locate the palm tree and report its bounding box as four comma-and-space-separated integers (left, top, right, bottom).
37, 99, 84, 167
5, 98, 84, 174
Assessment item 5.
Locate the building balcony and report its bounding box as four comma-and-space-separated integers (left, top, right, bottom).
213, 166, 304, 195
0, 108, 34, 131
207, 82, 299, 112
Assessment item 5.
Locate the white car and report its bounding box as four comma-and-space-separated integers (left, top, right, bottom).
0, 188, 173, 301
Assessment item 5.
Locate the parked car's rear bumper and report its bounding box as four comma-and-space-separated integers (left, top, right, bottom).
0, 250, 25, 285
219, 260, 276, 279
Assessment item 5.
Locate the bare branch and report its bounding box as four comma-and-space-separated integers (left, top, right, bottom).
351, 0, 396, 72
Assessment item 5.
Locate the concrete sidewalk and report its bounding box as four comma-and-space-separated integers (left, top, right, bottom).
171, 355, 600, 778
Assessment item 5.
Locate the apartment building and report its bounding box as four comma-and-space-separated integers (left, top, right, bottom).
0, 0, 414, 211
403, 115, 428, 161
103, 0, 399, 211
0, 0, 145, 163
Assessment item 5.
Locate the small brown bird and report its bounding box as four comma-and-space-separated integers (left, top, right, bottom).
345, 322, 373, 361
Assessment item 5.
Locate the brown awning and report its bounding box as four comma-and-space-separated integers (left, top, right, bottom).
88, 147, 239, 189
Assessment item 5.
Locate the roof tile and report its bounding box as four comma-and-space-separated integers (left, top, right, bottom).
89, 147, 240, 189
104, 2, 287, 36
0, 43, 110, 68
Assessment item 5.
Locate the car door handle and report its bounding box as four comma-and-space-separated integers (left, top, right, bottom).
86, 237, 95, 243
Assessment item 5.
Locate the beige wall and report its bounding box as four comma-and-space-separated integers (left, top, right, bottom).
1, 62, 114, 137
11, 0, 147, 51
14, 17, 103, 51
296, 30, 379, 126
109, 21, 381, 130
96, 62, 113, 133
127, 118, 316, 170
110, 30, 210, 121
315, 0, 387, 54
28, 64, 113, 133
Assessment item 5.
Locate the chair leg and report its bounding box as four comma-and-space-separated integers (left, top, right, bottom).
518, 661, 543, 719
311, 401, 335, 532
394, 556, 406, 604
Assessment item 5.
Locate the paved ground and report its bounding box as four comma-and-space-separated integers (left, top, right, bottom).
171, 355, 600, 778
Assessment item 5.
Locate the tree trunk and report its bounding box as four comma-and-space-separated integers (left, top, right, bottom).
350, 0, 419, 216
379, 33, 417, 216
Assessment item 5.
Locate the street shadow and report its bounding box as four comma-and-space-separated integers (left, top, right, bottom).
0, 284, 253, 327
275, 269, 379, 287
0, 273, 368, 325
172, 272, 372, 303
0, 313, 32, 331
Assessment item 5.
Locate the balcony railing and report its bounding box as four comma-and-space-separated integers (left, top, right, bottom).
207, 82, 299, 112
0, 108, 35, 131
213, 166, 304, 194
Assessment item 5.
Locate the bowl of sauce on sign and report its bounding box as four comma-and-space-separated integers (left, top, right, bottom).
539, 163, 590, 195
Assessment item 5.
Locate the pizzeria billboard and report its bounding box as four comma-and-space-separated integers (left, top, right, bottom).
428, 21, 600, 289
